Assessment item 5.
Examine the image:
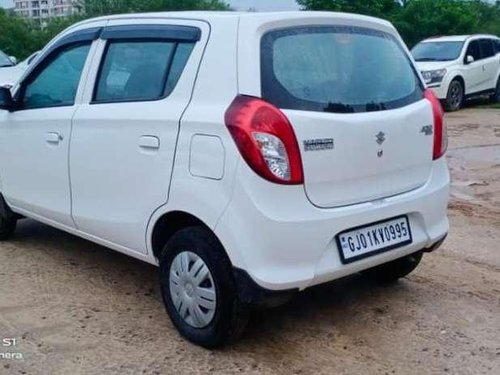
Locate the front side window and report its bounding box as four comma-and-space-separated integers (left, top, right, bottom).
262, 26, 423, 113
411, 41, 464, 62
22, 43, 91, 110
94, 40, 194, 103
479, 39, 494, 59
465, 40, 481, 61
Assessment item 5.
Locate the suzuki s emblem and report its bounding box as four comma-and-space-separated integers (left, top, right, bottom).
376, 131, 386, 145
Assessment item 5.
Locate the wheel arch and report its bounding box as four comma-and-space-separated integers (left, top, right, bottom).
450, 75, 465, 94
150, 210, 217, 262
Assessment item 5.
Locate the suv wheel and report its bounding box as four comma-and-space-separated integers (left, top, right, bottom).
492, 79, 500, 103
445, 79, 464, 111
0, 215, 16, 241
159, 226, 248, 348
362, 251, 423, 284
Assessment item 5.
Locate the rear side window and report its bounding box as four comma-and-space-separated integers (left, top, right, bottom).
479, 39, 495, 59
94, 40, 194, 103
261, 26, 424, 114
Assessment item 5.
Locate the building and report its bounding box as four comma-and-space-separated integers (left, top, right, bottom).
14, 0, 74, 21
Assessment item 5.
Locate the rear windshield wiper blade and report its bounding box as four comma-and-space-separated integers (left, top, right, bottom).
323, 102, 355, 113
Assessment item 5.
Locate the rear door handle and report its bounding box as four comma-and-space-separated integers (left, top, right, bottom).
139, 135, 160, 150
46, 132, 63, 144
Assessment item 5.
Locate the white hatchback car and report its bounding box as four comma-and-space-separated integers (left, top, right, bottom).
412, 35, 500, 111
0, 12, 449, 347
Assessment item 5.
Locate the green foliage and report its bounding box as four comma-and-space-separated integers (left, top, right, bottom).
297, 0, 500, 47
0, 0, 229, 60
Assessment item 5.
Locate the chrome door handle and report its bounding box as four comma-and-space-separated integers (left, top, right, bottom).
139, 135, 160, 150
46, 132, 63, 144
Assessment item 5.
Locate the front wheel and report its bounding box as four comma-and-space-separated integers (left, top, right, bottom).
159, 227, 248, 348
362, 251, 423, 284
444, 79, 464, 111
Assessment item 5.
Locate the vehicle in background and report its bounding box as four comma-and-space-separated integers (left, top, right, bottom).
412, 35, 500, 111
0, 12, 449, 347
0, 51, 39, 88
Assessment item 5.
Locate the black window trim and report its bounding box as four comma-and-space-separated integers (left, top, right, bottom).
12, 27, 102, 112
90, 24, 201, 105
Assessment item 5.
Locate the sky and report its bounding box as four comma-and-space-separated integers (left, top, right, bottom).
0, 0, 300, 11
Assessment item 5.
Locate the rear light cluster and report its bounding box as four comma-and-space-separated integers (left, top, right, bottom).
225, 95, 304, 185
424, 89, 448, 160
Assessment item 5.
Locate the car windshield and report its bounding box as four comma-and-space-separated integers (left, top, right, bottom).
261, 26, 423, 114
411, 41, 464, 61
0, 50, 14, 67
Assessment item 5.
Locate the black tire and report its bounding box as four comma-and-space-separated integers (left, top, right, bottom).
362, 251, 423, 284
445, 79, 464, 111
159, 226, 248, 348
0, 215, 16, 241
492, 78, 500, 103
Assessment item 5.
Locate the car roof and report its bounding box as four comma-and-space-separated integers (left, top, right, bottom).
421, 34, 499, 43
71, 10, 393, 30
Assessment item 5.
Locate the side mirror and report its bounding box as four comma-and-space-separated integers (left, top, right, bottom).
0, 87, 14, 111
9, 56, 17, 65
465, 55, 475, 64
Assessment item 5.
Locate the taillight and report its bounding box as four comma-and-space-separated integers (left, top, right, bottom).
225, 95, 304, 185
424, 89, 448, 160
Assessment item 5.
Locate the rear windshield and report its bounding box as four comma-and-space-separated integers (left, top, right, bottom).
261, 26, 424, 114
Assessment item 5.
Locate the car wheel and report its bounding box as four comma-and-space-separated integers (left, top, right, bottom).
362, 251, 423, 284
445, 79, 464, 111
159, 226, 248, 348
0, 215, 16, 241
492, 79, 500, 103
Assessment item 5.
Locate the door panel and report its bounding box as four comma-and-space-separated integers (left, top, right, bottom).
0, 42, 93, 226
463, 40, 485, 94
70, 20, 208, 254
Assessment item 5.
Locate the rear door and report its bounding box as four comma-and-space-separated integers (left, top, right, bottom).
70, 20, 208, 253
478, 38, 499, 91
259, 25, 434, 208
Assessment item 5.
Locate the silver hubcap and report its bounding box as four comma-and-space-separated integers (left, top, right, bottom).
449, 82, 462, 109
169, 251, 216, 328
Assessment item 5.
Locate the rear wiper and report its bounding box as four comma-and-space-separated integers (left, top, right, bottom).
0, 64, 13, 68
366, 102, 387, 112
323, 102, 354, 113
415, 58, 439, 62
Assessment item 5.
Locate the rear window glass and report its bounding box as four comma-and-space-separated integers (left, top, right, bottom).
261, 26, 424, 114
94, 40, 194, 103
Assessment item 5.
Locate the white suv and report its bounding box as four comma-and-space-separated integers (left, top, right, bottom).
0, 12, 449, 347
412, 34, 500, 111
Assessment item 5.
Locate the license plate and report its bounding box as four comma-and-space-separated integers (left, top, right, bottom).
336, 216, 413, 264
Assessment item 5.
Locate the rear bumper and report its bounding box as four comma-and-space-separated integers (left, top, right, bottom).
215, 158, 450, 291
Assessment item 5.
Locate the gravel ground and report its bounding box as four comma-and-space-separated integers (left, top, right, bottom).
0, 108, 499, 375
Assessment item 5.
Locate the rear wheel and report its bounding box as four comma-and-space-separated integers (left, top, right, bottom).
492, 79, 500, 103
0, 215, 16, 241
159, 226, 248, 348
362, 251, 423, 284
445, 79, 464, 111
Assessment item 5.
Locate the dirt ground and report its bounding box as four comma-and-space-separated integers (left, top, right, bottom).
1, 108, 499, 375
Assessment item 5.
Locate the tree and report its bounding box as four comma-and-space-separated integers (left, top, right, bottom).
297, 0, 500, 47
0, 0, 230, 59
